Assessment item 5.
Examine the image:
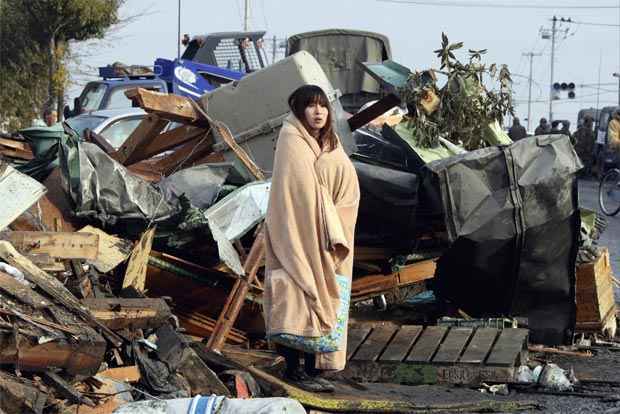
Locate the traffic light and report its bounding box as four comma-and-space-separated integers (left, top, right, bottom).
551, 82, 575, 99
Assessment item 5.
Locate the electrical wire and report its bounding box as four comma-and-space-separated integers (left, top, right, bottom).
377, 0, 620, 9
567, 20, 620, 27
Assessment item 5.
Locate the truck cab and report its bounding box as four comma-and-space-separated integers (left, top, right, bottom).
64, 66, 167, 119
65, 32, 268, 118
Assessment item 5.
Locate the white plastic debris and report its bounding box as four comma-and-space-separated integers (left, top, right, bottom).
0, 262, 28, 285
479, 383, 509, 395
537, 363, 574, 391
517, 365, 535, 383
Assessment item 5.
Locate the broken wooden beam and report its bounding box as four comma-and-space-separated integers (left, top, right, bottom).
0, 331, 107, 376
111, 114, 169, 164
83, 297, 172, 331
125, 88, 208, 125
0, 271, 49, 309
146, 135, 214, 176
206, 230, 264, 352
0, 241, 123, 347
125, 125, 209, 165
3, 231, 99, 260
351, 259, 436, 302
0, 371, 47, 414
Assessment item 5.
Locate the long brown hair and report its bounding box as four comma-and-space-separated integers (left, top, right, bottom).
287, 85, 338, 151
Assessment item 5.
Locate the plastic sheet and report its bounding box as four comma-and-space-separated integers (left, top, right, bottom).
58, 137, 181, 226
425, 134, 582, 345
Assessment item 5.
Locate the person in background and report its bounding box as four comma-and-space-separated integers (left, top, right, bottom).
534, 117, 549, 135
33, 107, 58, 127
561, 120, 571, 138
608, 110, 620, 151
573, 116, 595, 176
508, 117, 527, 141
550, 120, 562, 134
44, 107, 58, 126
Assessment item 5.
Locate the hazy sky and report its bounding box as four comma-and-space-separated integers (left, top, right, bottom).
70, 0, 620, 130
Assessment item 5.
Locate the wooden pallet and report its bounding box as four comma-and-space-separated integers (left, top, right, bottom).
576, 248, 617, 334
343, 325, 528, 386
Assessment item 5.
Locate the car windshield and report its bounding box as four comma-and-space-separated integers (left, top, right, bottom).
65, 115, 107, 137
80, 83, 108, 112
100, 117, 144, 149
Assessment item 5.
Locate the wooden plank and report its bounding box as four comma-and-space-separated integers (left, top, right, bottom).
125, 88, 207, 125
126, 125, 208, 165
78, 225, 133, 273
212, 121, 265, 181
406, 326, 448, 363
485, 328, 529, 367
85, 129, 115, 154
4, 231, 99, 260
111, 114, 169, 164
351, 259, 436, 300
459, 328, 499, 364
148, 136, 214, 176
347, 327, 372, 360
351, 326, 398, 362
83, 297, 172, 330
432, 327, 473, 364
0, 241, 123, 347
122, 227, 156, 292
0, 271, 50, 309
99, 366, 141, 382
0, 137, 30, 151
379, 325, 423, 362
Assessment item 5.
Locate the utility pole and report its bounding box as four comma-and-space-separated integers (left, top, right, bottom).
177, 0, 181, 59
244, 0, 251, 31
548, 16, 557, 123
523, 51, 542, 132
614, 73, 620, 106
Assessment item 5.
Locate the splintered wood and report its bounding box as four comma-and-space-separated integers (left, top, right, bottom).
122, 227, 156, 292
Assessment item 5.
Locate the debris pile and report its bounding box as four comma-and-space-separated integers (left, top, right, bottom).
0, 37, 617, 413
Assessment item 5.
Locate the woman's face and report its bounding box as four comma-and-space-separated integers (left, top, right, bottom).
304, 102, 328, 132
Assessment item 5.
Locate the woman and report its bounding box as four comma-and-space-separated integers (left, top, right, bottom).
263, 85, 360, 392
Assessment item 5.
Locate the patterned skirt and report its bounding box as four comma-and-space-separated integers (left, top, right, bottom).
268, 274, 350, 353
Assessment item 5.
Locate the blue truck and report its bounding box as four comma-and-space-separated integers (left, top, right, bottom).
64, 31, 267, 119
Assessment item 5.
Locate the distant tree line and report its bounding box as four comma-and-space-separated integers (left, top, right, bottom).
0, 0, 124, 130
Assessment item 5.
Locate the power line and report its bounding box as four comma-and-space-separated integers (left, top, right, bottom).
571, 20, 620, 27
377, 0, 620, 9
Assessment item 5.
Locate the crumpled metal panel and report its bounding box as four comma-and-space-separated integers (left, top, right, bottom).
0, 163, 46, 231
58, 139, 180, 226
204, 181, 271, 275
426, 134, 582, 345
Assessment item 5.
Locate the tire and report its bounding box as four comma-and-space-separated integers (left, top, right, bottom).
599, 168, 620, 216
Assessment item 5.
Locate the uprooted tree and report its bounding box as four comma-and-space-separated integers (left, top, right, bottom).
0, 0, 124, 130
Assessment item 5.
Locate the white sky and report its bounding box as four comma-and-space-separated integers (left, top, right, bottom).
70, 0, 620, 131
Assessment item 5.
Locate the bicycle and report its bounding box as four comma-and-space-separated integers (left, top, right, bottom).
599, 167, 620, 216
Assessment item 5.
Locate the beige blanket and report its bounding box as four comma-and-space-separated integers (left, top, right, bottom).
263, 114, 359, 370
